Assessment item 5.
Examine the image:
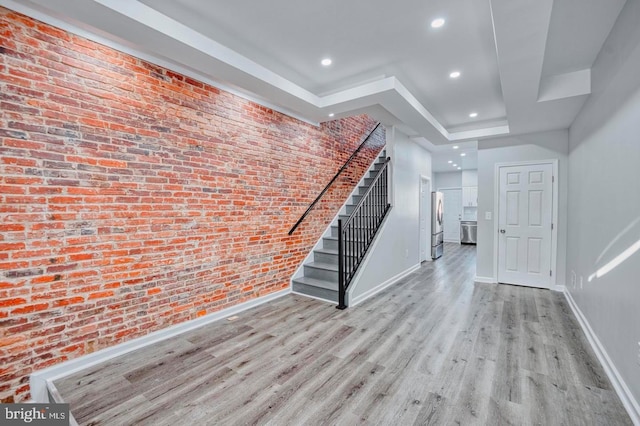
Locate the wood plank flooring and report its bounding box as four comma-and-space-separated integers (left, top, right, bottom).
55, 243, 632, 425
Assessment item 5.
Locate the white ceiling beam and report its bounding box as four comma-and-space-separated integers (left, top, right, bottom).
538, 69, 591, 102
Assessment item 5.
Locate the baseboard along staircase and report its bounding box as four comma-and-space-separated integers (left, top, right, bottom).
292, 147, 390, 307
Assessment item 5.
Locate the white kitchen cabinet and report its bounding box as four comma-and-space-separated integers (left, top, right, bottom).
462, 186, 478, 207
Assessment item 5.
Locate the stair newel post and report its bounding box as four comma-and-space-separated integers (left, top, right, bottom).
337, 219, 347, 310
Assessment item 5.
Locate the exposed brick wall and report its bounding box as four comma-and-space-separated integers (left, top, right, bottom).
0, 7, 384, 402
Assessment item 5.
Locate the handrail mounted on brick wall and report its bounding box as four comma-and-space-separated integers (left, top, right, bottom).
288, 123, 382, 235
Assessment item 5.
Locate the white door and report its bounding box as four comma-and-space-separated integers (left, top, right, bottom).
441, 189, 462, 242
498, 163, 553, 288
419, 178, 431, 262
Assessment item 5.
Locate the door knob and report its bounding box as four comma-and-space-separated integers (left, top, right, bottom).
500, 229, 506, 234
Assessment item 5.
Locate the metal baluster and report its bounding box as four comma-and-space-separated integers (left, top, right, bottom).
349, 223, 353, 281
370, 188, 374, 238
375, 176, 379, 225
337, 155, 392, 309
369, 187, 372, 241
358, 205, 362, 264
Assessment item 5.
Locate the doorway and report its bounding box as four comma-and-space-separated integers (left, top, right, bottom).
419, 176, 432, 262
440, 188, 462, 243
496, 161, 557, 289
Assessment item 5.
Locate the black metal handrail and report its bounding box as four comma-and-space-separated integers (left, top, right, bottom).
337, 156, 391, 309
288, 123, 382, 235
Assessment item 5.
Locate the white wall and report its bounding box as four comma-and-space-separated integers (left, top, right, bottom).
566, 0, 640, 409
476, 130, 569, 287
434, 171, 462, 190
461, 170, 478, 187
349, 127, 432, 301
434, 170, 476, 190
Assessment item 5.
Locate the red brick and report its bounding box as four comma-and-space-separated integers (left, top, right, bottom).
10, 303, 49, 315
0, 336, 25, 348
0, 7, 382, 403
52, 297, 84, 307
0, 298, 27, 308
88, 291, 115, 300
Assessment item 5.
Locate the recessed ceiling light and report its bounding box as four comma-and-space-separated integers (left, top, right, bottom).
449, 71, 461, 79
453, 164, 458, 167
457, 167, 462, 170
321, 58, 332, 66
452, 145, 459, 150
469, 112, 478, 118
431, 18, 445, 28
448, 160, 453, 164
328, 113, 335, 117
460, 153, 466, 157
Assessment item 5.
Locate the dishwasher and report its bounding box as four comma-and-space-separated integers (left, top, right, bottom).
460, 221, 477, 244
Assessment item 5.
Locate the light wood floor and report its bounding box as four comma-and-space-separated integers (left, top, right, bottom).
55, 243, 632, 425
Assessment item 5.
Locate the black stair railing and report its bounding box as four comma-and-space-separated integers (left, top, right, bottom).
337, 156, 391, 309
288, 123, 383, 235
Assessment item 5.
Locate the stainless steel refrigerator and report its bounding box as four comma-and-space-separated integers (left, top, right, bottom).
431, 191, 444, 259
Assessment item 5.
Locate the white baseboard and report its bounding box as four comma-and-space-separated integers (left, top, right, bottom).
474, 275, 497, 284
30, 288, 291, 403
564, 289, 640, 425
349, 263, 421, 307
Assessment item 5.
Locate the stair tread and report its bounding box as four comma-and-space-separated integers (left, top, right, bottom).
305, 261, 339, 272
324, 235, 369, 241
314, 247, 338, 255
314, 247, 358, 256
331, 224, 378, 228
292, 276, 338, 291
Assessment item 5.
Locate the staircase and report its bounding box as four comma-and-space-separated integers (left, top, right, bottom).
292, 149, 387, 304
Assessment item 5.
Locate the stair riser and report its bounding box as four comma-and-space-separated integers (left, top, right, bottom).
322, 237, 368, 251
323, 237, 338, 251
314, 251, 358, 265
303, 265, 338, 282
314, 251, 338, 265
369, 169, 385, 178
358, 186, 372, 196
292, 282, 338, 303
331, 226, 376, 238
336, 215, 385, 226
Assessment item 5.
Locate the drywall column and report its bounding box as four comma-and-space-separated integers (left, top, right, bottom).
348, 128, 433, 303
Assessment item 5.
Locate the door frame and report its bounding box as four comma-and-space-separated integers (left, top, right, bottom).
439, 187, 463, 243
419, 175, 432, 262
493, 159, 559, 288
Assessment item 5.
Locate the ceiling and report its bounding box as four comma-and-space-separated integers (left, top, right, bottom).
429, 141, 478, 173
1, 0, 628, 152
